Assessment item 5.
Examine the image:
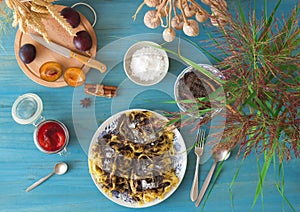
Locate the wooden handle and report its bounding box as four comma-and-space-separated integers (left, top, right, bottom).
70, 51, 107, 73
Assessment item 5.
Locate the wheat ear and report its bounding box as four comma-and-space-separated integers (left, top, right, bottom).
30, 3, 48, 13
26, 16, 49, 42
46, 3, 76, 36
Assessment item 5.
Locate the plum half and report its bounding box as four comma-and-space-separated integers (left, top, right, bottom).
63, 67, 85, 87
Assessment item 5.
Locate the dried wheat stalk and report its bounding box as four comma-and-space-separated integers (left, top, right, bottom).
4, 0, 76, 42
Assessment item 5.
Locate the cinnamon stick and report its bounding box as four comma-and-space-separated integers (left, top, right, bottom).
84, 84, 117, 98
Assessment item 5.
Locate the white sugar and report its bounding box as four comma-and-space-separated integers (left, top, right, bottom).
130, 46, 166, 82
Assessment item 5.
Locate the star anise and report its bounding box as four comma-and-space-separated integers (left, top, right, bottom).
80, 97, 92, 108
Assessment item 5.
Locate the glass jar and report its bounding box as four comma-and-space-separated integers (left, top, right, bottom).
12, 93, 69, 155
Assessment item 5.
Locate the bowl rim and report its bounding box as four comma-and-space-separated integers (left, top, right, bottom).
174, 64, 224, 117
123, 41, 169, 86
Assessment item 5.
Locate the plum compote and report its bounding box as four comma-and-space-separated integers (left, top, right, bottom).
36, 120, 68, 153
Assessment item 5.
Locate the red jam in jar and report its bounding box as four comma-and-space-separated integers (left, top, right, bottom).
36, 120, 68, 153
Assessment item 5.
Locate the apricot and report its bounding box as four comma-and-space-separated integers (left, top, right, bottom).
63, 67, 85, 87
39, 61, 63, 82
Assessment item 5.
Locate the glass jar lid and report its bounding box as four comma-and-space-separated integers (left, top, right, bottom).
12, 93, 43, 125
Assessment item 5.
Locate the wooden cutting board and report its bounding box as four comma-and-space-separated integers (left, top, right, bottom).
14, 5, 97, 88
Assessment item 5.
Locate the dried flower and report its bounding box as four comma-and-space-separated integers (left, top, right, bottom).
133, 0, 227, 42
162, 3, 299, 205
169, 1, 300, 162
163, 2, 299, 208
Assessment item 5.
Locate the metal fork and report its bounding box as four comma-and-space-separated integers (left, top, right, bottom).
190, 129, 206, 201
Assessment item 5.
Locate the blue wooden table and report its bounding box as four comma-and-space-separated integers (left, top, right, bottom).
0, 1, 299, 211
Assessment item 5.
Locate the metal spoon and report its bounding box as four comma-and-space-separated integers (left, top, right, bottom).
25, 162, 68, 192
195, 150, 230, 207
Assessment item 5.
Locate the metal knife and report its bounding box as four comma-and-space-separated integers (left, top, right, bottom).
30, 33, 107, 73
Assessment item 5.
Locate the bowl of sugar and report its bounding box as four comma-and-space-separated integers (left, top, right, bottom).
123, 41, 169, 86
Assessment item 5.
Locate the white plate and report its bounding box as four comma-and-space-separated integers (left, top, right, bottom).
88, 109, 187, 208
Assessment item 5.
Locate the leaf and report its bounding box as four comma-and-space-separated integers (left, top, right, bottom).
240, 89, 257, 111
236, 0, 247, 25
263, 0, 267, 22
201, 160, 226, 210
178, 53, 225, 85
160, 100, 177, 104
258, 0, 282, 42
247, 85, 275, 117
166, 117, 181, 127
196, 108, 213, 115
255, 96, 274, 117
185, 39, 222, 63
157, 42, 225, 85
197, 87, 226, 103
252, 151, 274, 208
229, 159, 244, 210
273, 157, 296, 211
205, 31, 228, 58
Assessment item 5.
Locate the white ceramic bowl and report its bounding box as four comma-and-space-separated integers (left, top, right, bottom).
123, 41, 169, 86
174, 64, 224, 117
